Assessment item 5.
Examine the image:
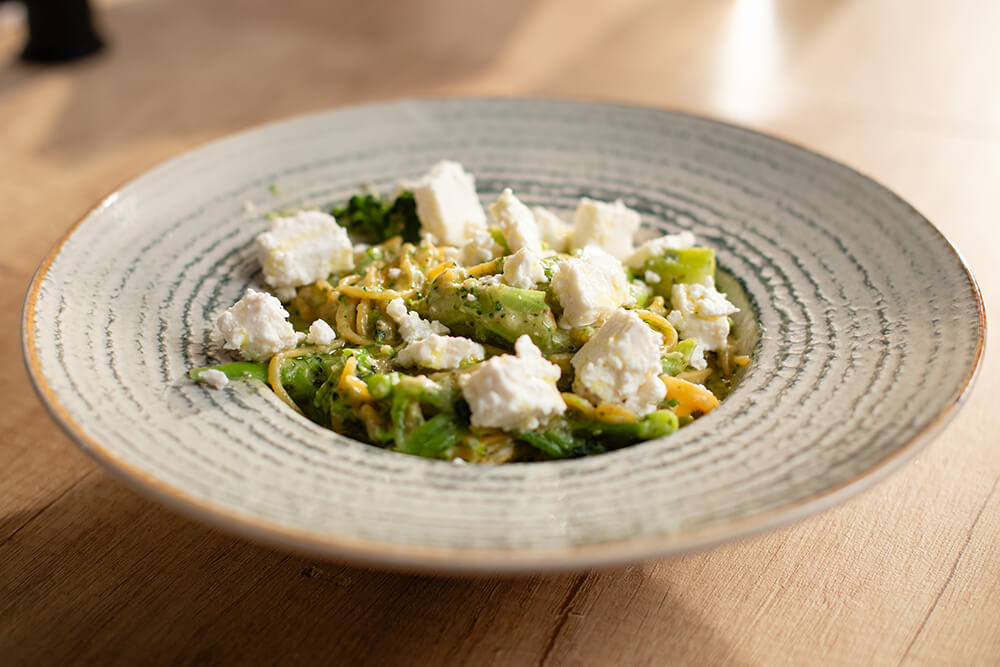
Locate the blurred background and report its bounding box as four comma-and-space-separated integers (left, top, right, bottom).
1, 0, 996, 277
2, 1, 997, 664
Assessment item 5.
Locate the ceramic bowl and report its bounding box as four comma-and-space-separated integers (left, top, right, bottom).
23, 99, 985, 573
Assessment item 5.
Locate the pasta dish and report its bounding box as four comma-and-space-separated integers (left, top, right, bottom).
192, 162, 748, 463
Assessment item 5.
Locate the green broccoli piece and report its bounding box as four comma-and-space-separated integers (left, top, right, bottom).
331, 191, 421, 244
661, 338, 700, 376
645, 247, 716, 297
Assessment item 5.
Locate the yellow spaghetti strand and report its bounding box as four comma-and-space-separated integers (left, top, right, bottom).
661, 375, 719, 417
337, 356, 373, 401
562, 392, 596, 419
268, 346, 323, 413
426, 261, 456, 283
336, 299, 374, 344
337, 285, 416, 301
593, 403, 640, 424
676, 367, 712, 385
467, 257, 503, 276
635, 309, 678, 351
355, 298, 371, 337
647, 295, 667, 316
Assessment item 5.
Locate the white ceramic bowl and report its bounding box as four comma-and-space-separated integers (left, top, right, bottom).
23, 99, 985, 574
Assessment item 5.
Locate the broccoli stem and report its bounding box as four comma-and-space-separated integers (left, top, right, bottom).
645, 247, 716, 297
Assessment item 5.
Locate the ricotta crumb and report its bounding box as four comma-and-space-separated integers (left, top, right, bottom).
489, 189, 542, 254
305, 319, 336, 346
459, 232, 503, 266
459, 335, 566, 431
667, 281, 739, 370
199, 368, 230, 390
410, 161, 488, 246
569, 198, 641, 260
216, 289, 299, 362
532, 206, 573, 252
396, 333, 485, 370
550, 245, 632, 328
571, 308, 666, 416
255, 210, 354, 290
502, 247, 546, 289
386, 298, 449, 342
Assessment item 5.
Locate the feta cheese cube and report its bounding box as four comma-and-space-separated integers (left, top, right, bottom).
199, 368, 230, 390
502, 247, 546, 289
489, 189, 542, 254
255, 210, 354, 290
569, 198, 641, 260
571, 308, 667, 416
550, 245, 632, 328
532, 206, 573, 253
216, 288, 300, 362
459, 335, 566, 431
667, 281, 739, 369
305, 319, 336, 346
625, 231, 697, 269
396, 334, 485, 370
410, 161, 487, 246
386, 298, 449, 342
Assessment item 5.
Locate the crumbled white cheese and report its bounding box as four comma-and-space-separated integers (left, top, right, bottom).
305, 319, 336, 346
273, 286, 297, 302
667, 281, 739, 369
410, 161, 487, 246
440, 246, 462, 264
387, 267, 402, 280
478, 274, 502, 286
386, 298, 449, 342
199, 368, 230, 390
625, 231, 697, 269
502, 247, 546, 289
216, 289, 300, 362
550, 245, 632, 328
569, 198, 641, 260
489, 189, 542, 254
255, 210, 354, 290
532, 206, 573, 253
459, 335, 566, 431
459, 232, 503, 266
644, 270, 661, 285
396, 333, 485, 370
571, 309, 666, 416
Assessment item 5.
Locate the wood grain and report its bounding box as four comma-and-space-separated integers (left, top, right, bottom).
1, 0, 996, 664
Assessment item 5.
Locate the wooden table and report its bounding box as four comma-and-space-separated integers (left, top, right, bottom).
2, 1, 997, 664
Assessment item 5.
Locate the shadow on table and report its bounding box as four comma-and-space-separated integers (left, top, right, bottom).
0, 0, 532, 162
0, 471, 751, 666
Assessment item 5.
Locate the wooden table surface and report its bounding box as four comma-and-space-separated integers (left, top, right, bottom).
2, 0, 997, 664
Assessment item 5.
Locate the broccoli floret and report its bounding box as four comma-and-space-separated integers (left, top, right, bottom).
331, 191, 421, 244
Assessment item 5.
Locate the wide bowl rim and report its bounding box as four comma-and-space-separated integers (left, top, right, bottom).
21, 96, 987, 574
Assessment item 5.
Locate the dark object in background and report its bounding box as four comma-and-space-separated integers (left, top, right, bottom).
16, 0, 104, 63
